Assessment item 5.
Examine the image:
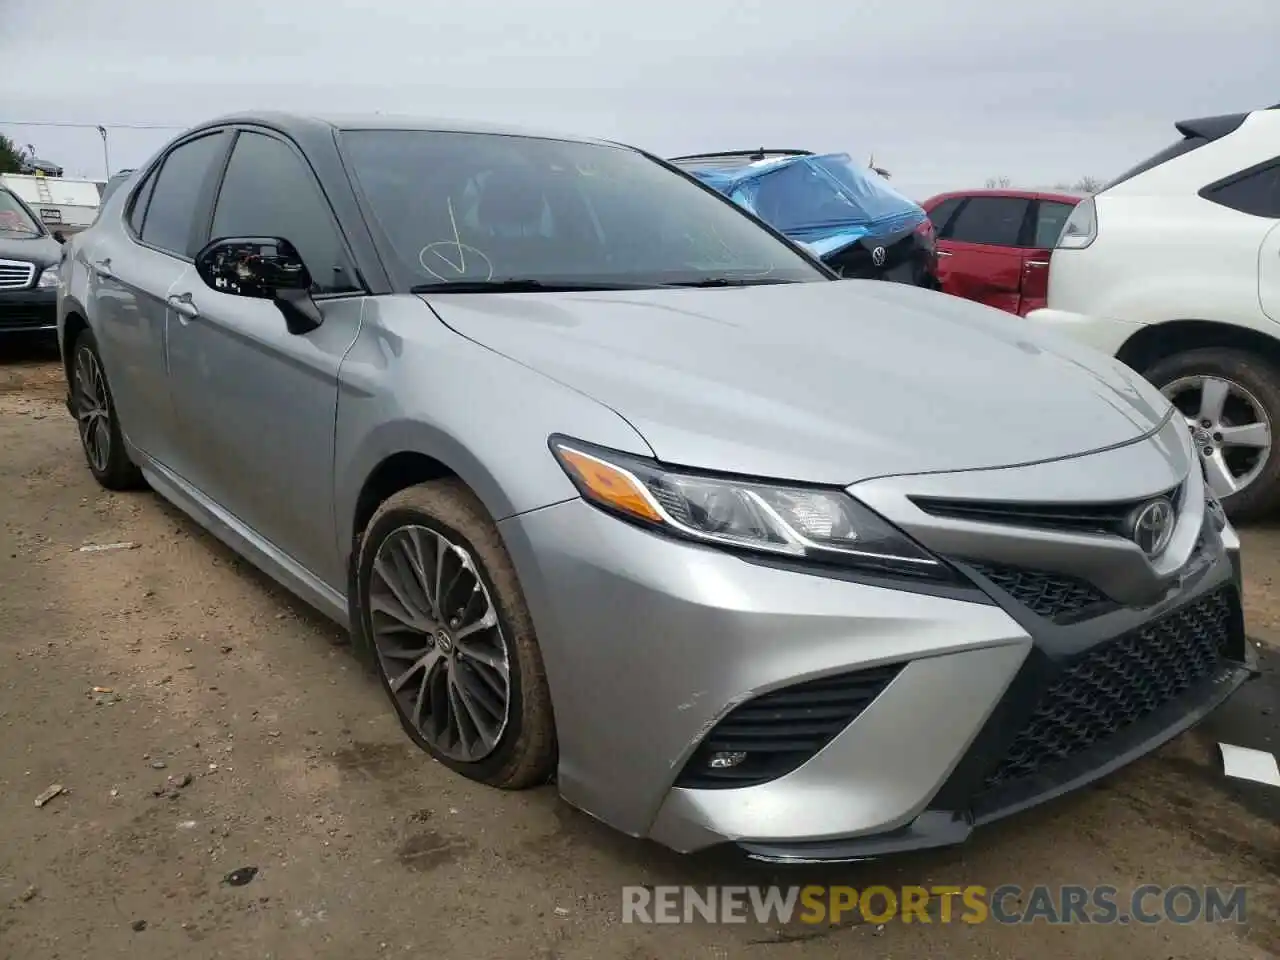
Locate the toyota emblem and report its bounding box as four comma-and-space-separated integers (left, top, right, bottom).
1126, 498, 1175, 558
871, 246, 887, 267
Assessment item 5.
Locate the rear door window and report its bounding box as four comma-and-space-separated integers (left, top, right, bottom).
945, 197, 1030, 247
1032, 200, 1077, 248
139, 132, 227, 257
1201, 160, 1280, 219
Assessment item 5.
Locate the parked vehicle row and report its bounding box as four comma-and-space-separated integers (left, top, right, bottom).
669, 149, 940, 289
56, 111, 1251, 862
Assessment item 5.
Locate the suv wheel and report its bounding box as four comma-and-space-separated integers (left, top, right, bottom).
1146, 348, 1280, 521
353, 479, 556, 788
70, 328, 145, 490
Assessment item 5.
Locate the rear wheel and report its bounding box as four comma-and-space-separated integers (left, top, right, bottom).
353, 479, 556, 789
70, 328, 144, 490
1145, 348, 1280, 521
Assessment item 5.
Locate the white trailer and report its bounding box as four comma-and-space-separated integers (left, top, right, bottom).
0, 172, 102, 236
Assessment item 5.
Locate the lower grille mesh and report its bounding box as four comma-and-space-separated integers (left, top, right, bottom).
969, 562, 1110, 621
675, 664, 903, 790
981, 587, 1235, 791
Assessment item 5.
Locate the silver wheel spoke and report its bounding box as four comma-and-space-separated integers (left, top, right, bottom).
373, 553, 430, 625
450, 671, 497, 748
454, 608, 497, 641
1197, 378, 1230, 423
1219, 421, 1270, 449
1203, 451, 1239, 498
370, 587, 420, 628
369, 523, 512, 763
390, 647, 444, 693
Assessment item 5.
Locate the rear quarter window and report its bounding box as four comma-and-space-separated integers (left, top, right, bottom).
1200, 159, 1280, 219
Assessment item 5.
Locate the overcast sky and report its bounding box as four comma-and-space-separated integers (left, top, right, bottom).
2, 0, 1277, 198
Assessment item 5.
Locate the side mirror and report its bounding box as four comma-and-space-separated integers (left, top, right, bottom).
53, 230, 66, 244
194, 236, 322, 334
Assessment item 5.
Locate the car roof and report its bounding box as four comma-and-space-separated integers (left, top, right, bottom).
187, 110, 619, 148
923, 188, 1086, 206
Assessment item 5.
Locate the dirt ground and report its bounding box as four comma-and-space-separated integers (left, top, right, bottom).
1, 339, 1277, 960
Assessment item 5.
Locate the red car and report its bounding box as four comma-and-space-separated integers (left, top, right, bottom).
921, 189, 1083, 316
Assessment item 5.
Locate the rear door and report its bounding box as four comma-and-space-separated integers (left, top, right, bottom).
1019, 198, 1078, 315
92, 131, 229, 471
934, 195, 1032, 314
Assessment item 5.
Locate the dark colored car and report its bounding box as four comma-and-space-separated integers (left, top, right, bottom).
921, 189, 1083, 316
0, 186, 63, 335
669, 149, 939, 288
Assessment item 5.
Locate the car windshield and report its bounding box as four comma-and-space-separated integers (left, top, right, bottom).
339, 130, 828, 290
0, 190, 43, 237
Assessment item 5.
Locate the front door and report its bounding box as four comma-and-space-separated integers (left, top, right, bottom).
935, 195, 1032, 314
164, 129, 367, 590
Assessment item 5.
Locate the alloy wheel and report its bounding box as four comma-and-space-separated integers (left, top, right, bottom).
1161, 375, 1273, 499
74, 345, 111, 474
368, 524, 512, 762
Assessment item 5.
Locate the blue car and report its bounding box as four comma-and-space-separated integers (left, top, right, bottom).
668, 149, 939, 288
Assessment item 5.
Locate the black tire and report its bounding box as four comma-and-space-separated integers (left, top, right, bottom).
353, 479, 556, 789
1144, 347, 1280, 522
69, 328, 145, 491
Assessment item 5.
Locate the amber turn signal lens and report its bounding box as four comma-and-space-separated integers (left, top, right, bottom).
554, 446, 663, 523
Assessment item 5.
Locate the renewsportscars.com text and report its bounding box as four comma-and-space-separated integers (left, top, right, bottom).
622, 884, 1248, 926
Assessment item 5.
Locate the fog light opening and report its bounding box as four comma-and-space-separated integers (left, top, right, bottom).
708, 751, 748, 769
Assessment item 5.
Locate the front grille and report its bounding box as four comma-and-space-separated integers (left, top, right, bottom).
981, 586, 1235, 791
674, 663, 903, 789
832, 246, 918, 279
968, 561, 1111, 621
913, 485, 1183, 538
0, 260, 36, 290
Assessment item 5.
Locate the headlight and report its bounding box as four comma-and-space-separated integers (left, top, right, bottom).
549, 436, 949, 579
37, 267, 59, 288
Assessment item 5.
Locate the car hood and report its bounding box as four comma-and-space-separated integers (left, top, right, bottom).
424, 280, 1174, 484
0, 232, 61, 270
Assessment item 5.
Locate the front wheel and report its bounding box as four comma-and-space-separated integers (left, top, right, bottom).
70, 328, 144, 490
353, 479, 556, 789
1145, 347, 1280, 521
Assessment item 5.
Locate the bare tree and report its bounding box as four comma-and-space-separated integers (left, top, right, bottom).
1071, 175, 1104, 193
985, 176, 1012, 189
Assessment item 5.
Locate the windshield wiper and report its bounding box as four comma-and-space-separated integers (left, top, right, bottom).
667, 277, 797, 287
410, 278, 660, 294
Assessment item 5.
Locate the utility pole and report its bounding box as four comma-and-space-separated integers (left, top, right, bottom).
97, 125, 110, 178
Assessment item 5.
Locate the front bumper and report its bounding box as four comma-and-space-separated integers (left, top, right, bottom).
1023, 306, 1143, 359
498, 430, 1252, 858
494, 409, 1254, 860
0, 286, 57, 333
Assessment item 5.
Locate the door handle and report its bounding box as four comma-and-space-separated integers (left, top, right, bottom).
936, 250, 952, 258
167, 291, 199, 321
92, 257, 114, 279
1025, 260, 1050, 268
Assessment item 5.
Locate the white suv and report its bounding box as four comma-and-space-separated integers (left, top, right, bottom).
1028, 104, 1280, 519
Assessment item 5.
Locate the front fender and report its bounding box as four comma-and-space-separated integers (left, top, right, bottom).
333, 296, 656, 554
